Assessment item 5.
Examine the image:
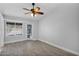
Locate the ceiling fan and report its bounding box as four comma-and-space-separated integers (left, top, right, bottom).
23, 3, 44, 17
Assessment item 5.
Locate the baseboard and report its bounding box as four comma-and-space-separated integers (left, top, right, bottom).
39, 39, 79, 56
5, 39, 27, 44
5, 38, 37, 44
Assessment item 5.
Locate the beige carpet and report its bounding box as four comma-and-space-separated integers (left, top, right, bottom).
0, 40, 76, 56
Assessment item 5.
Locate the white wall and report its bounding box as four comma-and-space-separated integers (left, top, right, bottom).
0, 13, 4, 51
39, 4, 79, 54
4, 15, 39, 44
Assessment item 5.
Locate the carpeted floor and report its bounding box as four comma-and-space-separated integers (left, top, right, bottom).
0, 40, 77, 56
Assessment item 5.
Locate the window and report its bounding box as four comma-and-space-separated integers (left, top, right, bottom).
6, 22, 22, 36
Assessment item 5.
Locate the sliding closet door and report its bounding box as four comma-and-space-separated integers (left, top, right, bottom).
0, 13, 4, 51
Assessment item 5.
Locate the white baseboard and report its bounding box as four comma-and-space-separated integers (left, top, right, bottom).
5, 38, 37, 44
39, 39, 79, 56
5, 39, 27, 44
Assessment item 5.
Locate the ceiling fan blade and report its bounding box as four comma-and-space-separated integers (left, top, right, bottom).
25, 12, 31, 14
36, 12, 44, 15
23, 8, 31, 11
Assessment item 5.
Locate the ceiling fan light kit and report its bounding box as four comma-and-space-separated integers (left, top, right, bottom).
23, 3, 44, 17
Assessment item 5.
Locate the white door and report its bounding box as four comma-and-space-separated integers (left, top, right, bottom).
0, 13, 4, 52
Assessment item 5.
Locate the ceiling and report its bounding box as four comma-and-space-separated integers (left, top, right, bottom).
0, 3, 59, 20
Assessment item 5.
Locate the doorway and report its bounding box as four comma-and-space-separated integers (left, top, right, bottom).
27, 24, 32, 38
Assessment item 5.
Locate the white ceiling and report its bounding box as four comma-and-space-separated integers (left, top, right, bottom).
0, 3, 59, 20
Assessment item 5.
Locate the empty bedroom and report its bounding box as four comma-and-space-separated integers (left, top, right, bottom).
0, 3, 79, 56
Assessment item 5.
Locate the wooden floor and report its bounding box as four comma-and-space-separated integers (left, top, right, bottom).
0, 40, 76, 56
